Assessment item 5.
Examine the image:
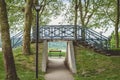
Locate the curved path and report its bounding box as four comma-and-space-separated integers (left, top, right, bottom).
45, 58, 74, 80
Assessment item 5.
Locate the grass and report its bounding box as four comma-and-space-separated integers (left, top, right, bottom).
1, 42, 120, 80
0, 52, 5, 79
48, 52, 65, 57
0, 43, 45, 80
74, 45, 120, 80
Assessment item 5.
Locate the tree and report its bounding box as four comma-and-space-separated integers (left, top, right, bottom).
64, 0, 103, 40
22, 0, 33, 55
74, 0, 78, 40
22, 0, 64, 54
23, 0, 48, 55
78, 0, 101, 40
101, 0, 120, 48
114, 0, 120, 48
0, 0, 19, 80
6, 0, 24, 33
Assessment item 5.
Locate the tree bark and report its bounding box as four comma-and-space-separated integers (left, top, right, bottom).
78, 0, 85, 40
74, 0, 78, 40
23, 0, 33, 54
0, 0, 19, 80
115, 0, 120, 48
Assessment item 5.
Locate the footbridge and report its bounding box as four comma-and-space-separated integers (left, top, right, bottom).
9, 25, 110, 51
32, 25, 110, 50
6, 25, 111, 74
31, 25, 110, 73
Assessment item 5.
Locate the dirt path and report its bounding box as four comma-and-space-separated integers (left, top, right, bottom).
45, 58, 74, 80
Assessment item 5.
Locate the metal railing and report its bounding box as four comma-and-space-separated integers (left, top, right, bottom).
32, 25, 110, 50
11, 31, 23, 48
85, 28, 110, 50
0, 25, 110, 50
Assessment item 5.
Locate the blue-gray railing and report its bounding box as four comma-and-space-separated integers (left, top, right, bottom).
85, 28, 110, 50
0, 25, 110, 50
11, 31, 23, 48
0, 31, 23, 48
32, 25, 110, 50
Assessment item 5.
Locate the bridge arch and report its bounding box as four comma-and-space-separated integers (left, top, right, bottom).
42, 40, 76, 73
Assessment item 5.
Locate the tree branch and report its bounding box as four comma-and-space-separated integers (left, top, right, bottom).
83, 0, 89, 21
78, 0, 84, 26
85, 0, 99, 26
104, 2, 115, 23
39, 0, 46, 17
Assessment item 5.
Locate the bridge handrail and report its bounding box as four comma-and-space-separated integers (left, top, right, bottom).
10, 31, 23, 48
32, 25, 110, 50
87, 28, 109, 40
12, 34, 23, 48
11, 31, 23, 38
85, 30, 110, 50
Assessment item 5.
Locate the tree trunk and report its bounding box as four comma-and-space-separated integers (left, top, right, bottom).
23, 0, 33, 54
0, 1, 19, 80
78, 0, 86, 41
74, 0, 78, 40
115, 0, 120, 48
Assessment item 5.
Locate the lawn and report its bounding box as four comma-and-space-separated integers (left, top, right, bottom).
74, 45, 120, 80
0, 43, 45, 80
48, 51, 65, 57
1, 43, 120, 80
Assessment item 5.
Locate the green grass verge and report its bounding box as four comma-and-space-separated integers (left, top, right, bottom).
0, 43, 45, 80
74, 46, 120, 80
48, 52, 65, 57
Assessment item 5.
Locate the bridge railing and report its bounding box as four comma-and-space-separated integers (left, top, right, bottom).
32, 25, 110, 50
0, 25, 110, 50
38, 25, 76, 40
0, 31, 23, 48
11, 31, 23, 48
84, 28, 110, 50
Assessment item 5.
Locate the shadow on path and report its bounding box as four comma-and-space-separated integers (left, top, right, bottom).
45, 57, 74, 80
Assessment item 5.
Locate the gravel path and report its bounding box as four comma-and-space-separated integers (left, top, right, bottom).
45, 58, 74, 80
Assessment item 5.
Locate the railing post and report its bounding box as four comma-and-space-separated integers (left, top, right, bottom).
108, 38, 111, 49
100, 31, 103, 49
81, 27, 85, 41
74, 25, 77, 40
12, 36, 14, 48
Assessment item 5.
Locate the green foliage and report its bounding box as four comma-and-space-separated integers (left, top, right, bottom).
6, 0, 65, 32
63, 0, 118, 33
0, 52, 5, 80
48, 42, 66, 57
110, 32, 120, 48
74, 46, 120, 80
6, 0, 24, 32
48, 52, 65, 57
0, 43, 45, 80
48, 42, 67, 50
40, 0, 64, 25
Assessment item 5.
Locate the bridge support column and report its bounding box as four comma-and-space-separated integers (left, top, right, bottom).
42, 40, 48, 72
65, 41, 76, 73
